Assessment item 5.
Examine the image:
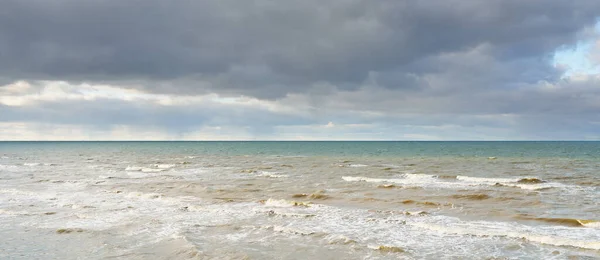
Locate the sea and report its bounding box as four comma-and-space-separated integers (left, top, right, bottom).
0, 141, 598, 259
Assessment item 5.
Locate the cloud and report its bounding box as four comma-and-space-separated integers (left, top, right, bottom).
2, 1, 600, 97
1, 1, 600, 140
1, 73, 599, 140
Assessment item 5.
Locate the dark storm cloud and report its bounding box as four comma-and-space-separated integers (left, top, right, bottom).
1, 0, 600, 98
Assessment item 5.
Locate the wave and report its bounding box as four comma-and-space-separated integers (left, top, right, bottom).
240, 168, 288, 178
263, 225, 323, 236
23, 162, 41, 166
576, 180, 600, 186
251, 200, 599, 253
401, 200, 441, 207
368, 209, 429, 216
579, 220, 600, 228
342, 176, 392, 183
517, 178, 545, 184
370, 245, 406, 253
261, 199, 313, 208
410, 221, 600, 251
438, 175, 458, 179
265, 210, 316, 218
455, 176, 519, 184
153, 164, 175, 169
21, 162, 56, 167
450, 194, 491, 200
125, 192, 164, 200
342, 174, 569, 191
377, 184, 399, 189
125, 166, 166, 173
325, 235, 358, 245
455, 176, 558, 190
349, 164, 368, 168
257, 171, 288, 178
517, 216, 600, 228
291, 193, 331, 200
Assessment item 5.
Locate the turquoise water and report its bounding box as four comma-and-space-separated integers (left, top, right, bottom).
2, 141, 599, 158
0, 141, 599, 259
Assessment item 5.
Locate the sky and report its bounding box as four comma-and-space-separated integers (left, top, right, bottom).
1, 1, 600, 141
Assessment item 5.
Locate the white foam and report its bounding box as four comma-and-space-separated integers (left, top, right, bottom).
125, 166, 143, 171
23, 163, 41, 166
263, 199, 295, 207
263, 199, 312, 208
410, 221, 600, 251
504, 182, 566, 191
125, 166, 165, 173
270, 212, 316, 218
403, 173, 437, 180
249, 200, 600, 257
257, 171, 288, 178
0, 164, 18, 169
455, 176, 519, 183
581, 221, 600, 228
456, 176, 569, 191
125, 192, 163, 200
349, 164, 368, 168
153, 164, 176, 169
342, 176, 391, 183
343, 174, 571, 191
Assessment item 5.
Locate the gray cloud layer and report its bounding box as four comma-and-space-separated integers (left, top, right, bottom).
2, 1, 599, 96
1, 1, 600, 139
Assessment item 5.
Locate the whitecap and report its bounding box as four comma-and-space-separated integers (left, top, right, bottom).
455, 176, 519, 183
343, 174, 572, 191
256, 171, 288, 178
23, 163, 41, 166
263, 199, 312, 208
153, 164, 175, 169
125, 166, 164, 173
125, 192, 163, 200
580, 220, 600, 228
410, 221, 600, 251
125, 166, 143, 171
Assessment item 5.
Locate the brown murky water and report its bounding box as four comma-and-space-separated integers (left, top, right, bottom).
1, 142, 599, 259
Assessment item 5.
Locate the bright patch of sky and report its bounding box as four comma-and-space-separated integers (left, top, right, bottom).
553, 21, 600, 77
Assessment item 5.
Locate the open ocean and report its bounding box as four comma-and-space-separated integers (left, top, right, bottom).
0, 141, 599, 259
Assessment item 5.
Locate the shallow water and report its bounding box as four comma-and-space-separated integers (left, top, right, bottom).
0, 141, 599, 259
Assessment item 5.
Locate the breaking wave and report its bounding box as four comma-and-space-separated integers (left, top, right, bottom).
516, 216, 600, 228
410, 221, 600, 250
342, 174, 572, 191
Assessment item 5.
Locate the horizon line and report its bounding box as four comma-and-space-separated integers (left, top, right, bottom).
0, 140, 598, 142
